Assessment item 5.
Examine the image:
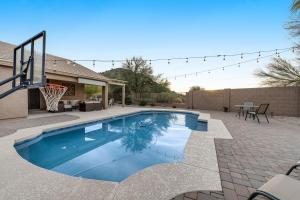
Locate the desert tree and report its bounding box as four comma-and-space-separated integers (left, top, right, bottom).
256, 58, 300, 86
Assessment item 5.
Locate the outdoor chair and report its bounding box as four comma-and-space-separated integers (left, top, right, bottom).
63, 100, 73, 111
70, 100, 80, 110
245, 103, 269, 123
242, 102, 254, 116
109, 98, 114, 107
248, 160, 300, 200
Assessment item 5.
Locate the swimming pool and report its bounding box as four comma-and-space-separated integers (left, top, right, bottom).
15, 111, 207, 182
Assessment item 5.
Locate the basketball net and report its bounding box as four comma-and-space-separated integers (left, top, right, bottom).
39, 84, 68, 112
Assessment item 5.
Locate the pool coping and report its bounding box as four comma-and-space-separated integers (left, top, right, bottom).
0, 107, 232, 200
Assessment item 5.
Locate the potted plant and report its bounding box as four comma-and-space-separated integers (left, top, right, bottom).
223, 106, 229, 112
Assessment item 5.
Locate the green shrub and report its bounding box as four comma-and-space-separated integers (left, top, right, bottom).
125, 97, 132, 105
84, 85, 101, 98
175, 97, 183, 103
139, 100, 147, 106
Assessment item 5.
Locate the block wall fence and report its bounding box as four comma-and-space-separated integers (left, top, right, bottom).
186, 86, 300, 117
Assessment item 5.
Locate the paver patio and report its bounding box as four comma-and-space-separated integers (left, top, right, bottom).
0, 108, 299, 200
0, 114, 79, 137
174, 111, 300, 200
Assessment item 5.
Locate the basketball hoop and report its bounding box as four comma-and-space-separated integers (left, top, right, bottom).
39, 83, 68, 112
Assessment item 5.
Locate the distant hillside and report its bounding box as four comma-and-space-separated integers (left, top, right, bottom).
101, 68, 127, 81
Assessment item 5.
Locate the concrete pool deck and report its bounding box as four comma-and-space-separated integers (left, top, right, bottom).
0, 107, 232, 200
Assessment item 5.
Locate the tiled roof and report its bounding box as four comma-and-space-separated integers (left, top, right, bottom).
0, 41, 109, 82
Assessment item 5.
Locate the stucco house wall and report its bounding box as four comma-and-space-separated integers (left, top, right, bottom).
0, 65, 28, 119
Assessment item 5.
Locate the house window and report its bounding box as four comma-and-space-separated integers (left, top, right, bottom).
63, 83, 75, 96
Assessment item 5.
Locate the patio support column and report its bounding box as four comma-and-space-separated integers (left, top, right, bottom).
102, 84, 108, 109
122, 84, 125, 107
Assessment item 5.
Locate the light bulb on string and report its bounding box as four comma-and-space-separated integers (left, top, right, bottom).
277, 52, 280, 58
258, 51, 261, 57
241, 53, 244, 59
168, 59, 170, 64
238, 63, 241, 68
223, 55, 226, 61
292, 47, 295, 53
186, 58, 189, 63
149, 60, 152, 66
204, 56, 206, 62
112, 60, 115, 67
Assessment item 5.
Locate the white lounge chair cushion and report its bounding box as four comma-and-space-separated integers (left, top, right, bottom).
70, 100, 79, 106
64, 104, 72, 109
258, 174, 300, 200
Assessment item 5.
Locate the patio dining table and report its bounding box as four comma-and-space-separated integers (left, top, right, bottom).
235, 104, 259, 118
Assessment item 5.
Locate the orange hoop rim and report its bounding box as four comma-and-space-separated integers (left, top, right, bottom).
43, 83, 67, 89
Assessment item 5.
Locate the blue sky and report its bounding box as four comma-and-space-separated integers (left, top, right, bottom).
0, 0, 297, 92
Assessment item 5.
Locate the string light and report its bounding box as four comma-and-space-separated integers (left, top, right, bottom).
44, 47, 295, 82
46, 46, 295, 66
167, 48, 290, 80
149, 59, 152, 65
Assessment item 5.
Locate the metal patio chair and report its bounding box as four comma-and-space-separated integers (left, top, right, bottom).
245, 103, 269, 123
248, 160, 300, 200
242, 102, 254, 116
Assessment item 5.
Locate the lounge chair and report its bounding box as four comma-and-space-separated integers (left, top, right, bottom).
109, 98, 114, 107
245, 103, 269, 123
63, 100, 73, 111
248, 160, 300, 200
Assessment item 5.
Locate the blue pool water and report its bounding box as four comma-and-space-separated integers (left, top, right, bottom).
15, 111, 207, 182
